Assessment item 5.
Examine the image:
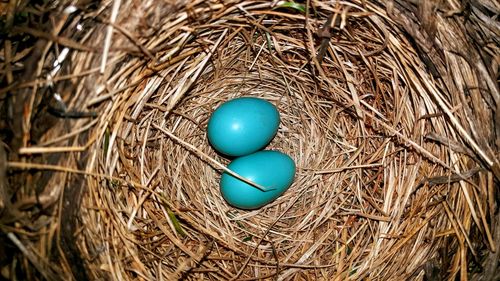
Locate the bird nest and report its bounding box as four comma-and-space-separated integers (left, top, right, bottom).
1, 0, 499, 280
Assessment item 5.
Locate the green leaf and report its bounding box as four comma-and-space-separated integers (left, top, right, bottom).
226, 211, 246, 229
103, 127, 110, 158
167, 208, 186, 237
158, 194, 186, 237
265, 32, 273, 52
226, 211, 235, 219
242, 236, 252, 242
274, 1, 306, 14
110, 180, 119, 188
106, 179, 119, 189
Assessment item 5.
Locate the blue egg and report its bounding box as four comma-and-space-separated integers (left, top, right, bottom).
207, 97, 280, 157
220, 150, 296, 209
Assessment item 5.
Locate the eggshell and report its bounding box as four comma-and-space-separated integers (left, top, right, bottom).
220, 150, 295, 209
207, 97, 280, 157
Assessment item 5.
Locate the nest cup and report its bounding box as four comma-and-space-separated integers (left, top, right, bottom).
2, 0, 499, 280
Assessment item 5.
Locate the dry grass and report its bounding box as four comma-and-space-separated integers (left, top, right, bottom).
1, 0, 498, 280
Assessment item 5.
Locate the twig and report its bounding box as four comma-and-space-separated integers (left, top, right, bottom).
99, 17, 157, 63
152, 123, 273, 192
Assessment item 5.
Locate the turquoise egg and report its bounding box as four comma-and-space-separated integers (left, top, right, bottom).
220, 150, 296, 209
207, 97, 280, 157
